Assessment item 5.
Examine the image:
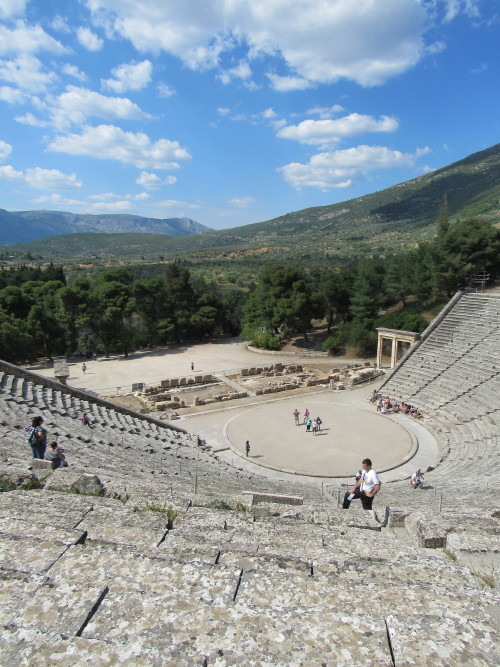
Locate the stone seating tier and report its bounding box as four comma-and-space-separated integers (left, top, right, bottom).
0, 490, 498, 665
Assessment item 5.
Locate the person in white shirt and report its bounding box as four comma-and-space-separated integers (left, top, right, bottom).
343, 458, 380, 510
410, 469, 423, 488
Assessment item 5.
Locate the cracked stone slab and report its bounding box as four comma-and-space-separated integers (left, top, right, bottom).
0, 517, 86, 546
0, 535, 71, 575
82, 563, 241, 648
75, 505, 168, 548
0, 570, 47, 625
8, 578, 108, 636
0, 490, 94, 529
386, 612, 499, 666
0, 626, 170, 666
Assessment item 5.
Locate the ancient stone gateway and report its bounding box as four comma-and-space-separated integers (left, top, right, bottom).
376, 327, 419, 369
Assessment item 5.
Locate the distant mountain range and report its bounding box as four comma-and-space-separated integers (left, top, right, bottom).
0, 210, 211, 245
1, 143, 499, 265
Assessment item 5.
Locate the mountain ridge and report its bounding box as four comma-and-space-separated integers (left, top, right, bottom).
0, 209, 211, 245
1, 143, 499, 263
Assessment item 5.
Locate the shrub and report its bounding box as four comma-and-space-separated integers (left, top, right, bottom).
251, 331, 281, 350
322, 334, 342, 355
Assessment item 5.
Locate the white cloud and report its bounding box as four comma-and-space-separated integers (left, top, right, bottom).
0, 20, 67, 56
15, 112, 49, 126
50, 15, 71, 33
0, 54, 58, 92
279, 144, 429, 190
261, 107, 277, 119
134, 192, 151, 200
0, 164, 23, 180
84, 0, 450, 87
0, 163, 81, 189
47, 86, 152, 129
88, 192, 123, 201
0, 0, 28, 20
33, 193, 132, 211
219, 60, 252, 84
0, 84, 25, 103
306, 104, 345, 118
217, 107, 230, 116
101, 60, 152, 92
136, 171, 163, 190
442, 0, 481, 22
48, 124, 191, 170
266, 74, 312, 92
155, 199, 201, 210
62, 63, 89, 82
278, 113, 399, 146
24, 167, 82, 190
0, 139, 13, 160
76, 26, 103, 51
156, 82, 176, 97
136, 172, 178, 190
229, 197, 256, 208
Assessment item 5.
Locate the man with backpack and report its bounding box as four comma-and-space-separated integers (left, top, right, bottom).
25, 416, 47, 459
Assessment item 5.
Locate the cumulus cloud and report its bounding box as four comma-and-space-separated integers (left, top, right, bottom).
136, 171, 163, 190
76, 26, 103, 51
62, 63, 88, 81
46, 86, 152, 129
0, 20, 67, 56
219, 60, 252, 84
84, 0, 452, 87
156, 82, 176, 97
0, 0, 28, 20
0, 164, 24, 180
15, 112, 49, 126
101, 60, 152, 92
266, 74, 312, 91
277, 113, 399, 146
33, 193, 132, 211
0, 54, 58, 92
306, 104, 345, 118
279, 144, 430, 190
0, 139, 12, 160
0, 164, 81, 189
0, 84, 26, 103
48, 124, 191, 170
24, 167, 82, 189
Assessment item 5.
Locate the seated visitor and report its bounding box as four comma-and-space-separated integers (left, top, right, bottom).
343, 459, 380, 510
410, 469, 423, 488
45, 441, 69, 470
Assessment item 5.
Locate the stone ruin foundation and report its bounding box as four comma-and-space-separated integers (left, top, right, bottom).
135, 362, 380, 416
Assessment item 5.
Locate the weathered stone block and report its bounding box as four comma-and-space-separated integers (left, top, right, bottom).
31, 460, 53, 471
71, 473, 105, 497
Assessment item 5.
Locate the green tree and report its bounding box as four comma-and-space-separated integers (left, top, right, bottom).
318, 271, 352, 331
433, 217, 500, 296
241, 265, 315, 345
0, 315, 36, 363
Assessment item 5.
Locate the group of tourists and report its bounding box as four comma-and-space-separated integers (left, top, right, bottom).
370, 391, 422, 418
293, 408, 323, 435
24, 415, 69, 469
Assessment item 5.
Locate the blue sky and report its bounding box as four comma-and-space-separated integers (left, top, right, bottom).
0, 0, 499, 230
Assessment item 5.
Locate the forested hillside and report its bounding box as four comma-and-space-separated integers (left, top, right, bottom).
2, 143, 499, 277
1, 215, 499, 363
